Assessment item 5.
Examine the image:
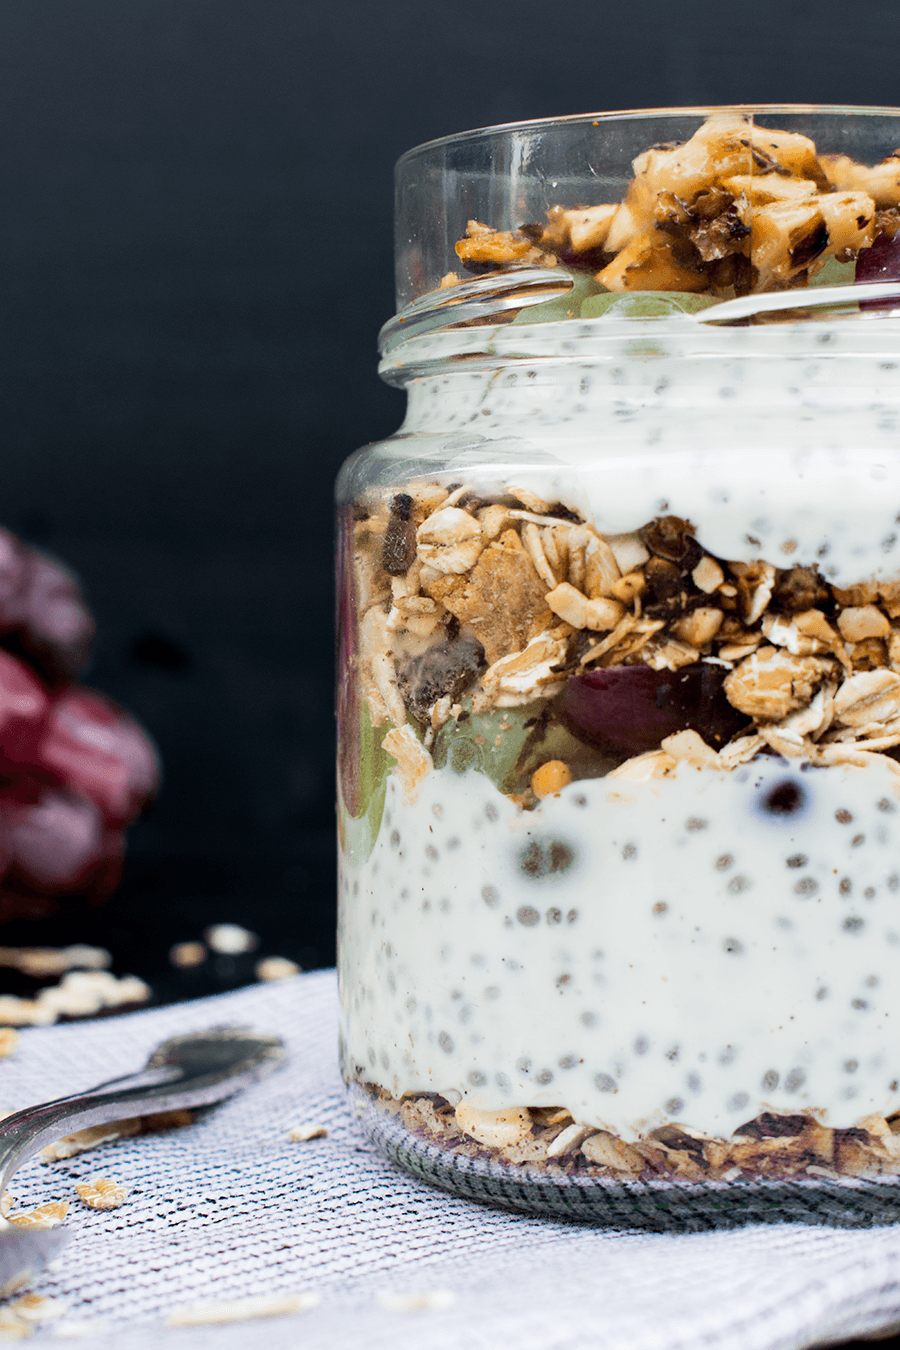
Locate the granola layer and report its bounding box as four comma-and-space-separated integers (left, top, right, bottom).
373, 1087, 900, 1184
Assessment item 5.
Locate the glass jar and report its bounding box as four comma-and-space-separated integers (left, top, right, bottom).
336, 106, 900, 1228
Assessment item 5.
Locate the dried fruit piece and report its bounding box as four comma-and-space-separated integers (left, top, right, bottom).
381, 494, 417, 576
560, 663, 747, 754
397, 635, 486, 722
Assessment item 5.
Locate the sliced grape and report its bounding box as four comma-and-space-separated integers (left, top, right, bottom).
856, 230, 900, 310
0, 649, 51, 766
559, 663, 749, 755
39, 688, 160, 827
430, 696, 618, 794
5, 789, 104, 891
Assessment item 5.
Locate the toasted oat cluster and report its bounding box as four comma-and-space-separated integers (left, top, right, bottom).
347, 482, 900, 806
378, 1088, 900, 1182
451, 115, 900, 297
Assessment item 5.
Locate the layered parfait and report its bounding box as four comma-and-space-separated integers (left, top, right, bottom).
338, 113, 900, 1184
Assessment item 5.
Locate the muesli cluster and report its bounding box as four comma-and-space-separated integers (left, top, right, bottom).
445, 113, 900, 299
383, 1088, 900, 1183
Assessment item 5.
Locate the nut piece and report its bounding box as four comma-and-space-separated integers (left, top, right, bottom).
723, 647, 830, 721
75, 1177, 128, 1210
692, 556, 725, 593
531, 760, 573, 798
580, 1130, 645, 1174
837, 605, 891, 642
454, 1103, 532, 1150
416, 508, 484, 575
546, 583, 626, 631
671, 606, 723, 648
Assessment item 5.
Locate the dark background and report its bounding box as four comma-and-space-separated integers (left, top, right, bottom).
0, 0, 898, 1001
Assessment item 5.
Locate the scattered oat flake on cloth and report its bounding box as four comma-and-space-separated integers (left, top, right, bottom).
41, 1120, 141, 1162
255, 956, 300, 982
204, 924, 257, 955
74, 1177, 127, 1210
286, 1122, 327, 1142
0, 1308, 30, 1341
0, 1031, 17, 1059
49, 1321, 111, 1340
7, 1201, 69, 1228
8, 1296, 68, 1324
376, 1290, 457, 1313
165, 1292, 320, 1327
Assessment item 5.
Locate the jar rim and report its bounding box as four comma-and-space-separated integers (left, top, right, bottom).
396, 104, 900, 171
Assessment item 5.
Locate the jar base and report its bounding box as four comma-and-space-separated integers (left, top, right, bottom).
350, 1083, 900, 1231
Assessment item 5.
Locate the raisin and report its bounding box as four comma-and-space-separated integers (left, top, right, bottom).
772, 566, 831, 614
638, 516, 702, 569
381, 494, 417, 576
734, 1112, 808, 1140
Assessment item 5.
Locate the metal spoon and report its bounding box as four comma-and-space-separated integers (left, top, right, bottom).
0, 1026, 287, 1293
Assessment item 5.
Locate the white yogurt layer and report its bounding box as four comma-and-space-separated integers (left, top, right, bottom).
391, 316, 900, 587
339, 753, 900, 1138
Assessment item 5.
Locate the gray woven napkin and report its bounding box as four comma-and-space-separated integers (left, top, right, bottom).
3, 969, 900, 1348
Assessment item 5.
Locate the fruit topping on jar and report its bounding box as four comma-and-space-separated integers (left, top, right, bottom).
445, 116, 900, 302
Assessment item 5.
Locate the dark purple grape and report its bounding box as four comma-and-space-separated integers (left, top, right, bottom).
19, 554, 95, 682
558, 663, 749, 755
39, 688, 161, 827
5, 788, 104, 892
856, 230, 900, 311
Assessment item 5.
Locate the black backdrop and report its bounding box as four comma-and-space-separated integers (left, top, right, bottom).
0, 0, 897, 998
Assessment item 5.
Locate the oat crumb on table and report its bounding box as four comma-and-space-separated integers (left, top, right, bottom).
376, 1290, 457, 1313
74, 1177, 128, 1210
165, 1291, 320, 1327
286, 1122, 328, 1142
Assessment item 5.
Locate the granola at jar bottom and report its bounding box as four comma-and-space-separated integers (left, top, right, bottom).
337, 108, 900, 1209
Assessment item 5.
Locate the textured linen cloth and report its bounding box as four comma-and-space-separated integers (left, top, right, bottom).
4, 969, 900, 1347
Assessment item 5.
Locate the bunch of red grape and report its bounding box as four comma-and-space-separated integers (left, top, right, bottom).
0, 530, 159, 919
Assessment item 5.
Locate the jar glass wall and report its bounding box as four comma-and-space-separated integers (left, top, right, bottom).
337, 107, 900, 1226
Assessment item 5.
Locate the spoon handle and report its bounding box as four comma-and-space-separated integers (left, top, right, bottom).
0, 1026, 286, 1197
